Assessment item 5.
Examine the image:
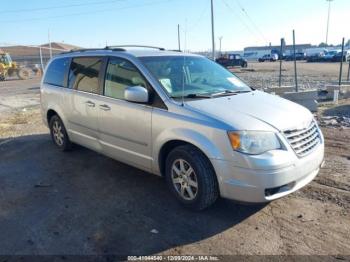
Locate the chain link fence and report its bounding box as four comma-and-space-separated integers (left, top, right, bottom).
0, 44, 71, 80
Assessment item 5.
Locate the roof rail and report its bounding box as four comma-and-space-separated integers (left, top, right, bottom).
106, 45, 165, 51
60, 45, 166, 55
168, 49, 182, 52
62, 47, 126, 54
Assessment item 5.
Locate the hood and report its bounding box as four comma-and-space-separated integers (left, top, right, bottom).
186, 90, 313, 132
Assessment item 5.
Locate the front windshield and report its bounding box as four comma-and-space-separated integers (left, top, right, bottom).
139, 56, 251, 98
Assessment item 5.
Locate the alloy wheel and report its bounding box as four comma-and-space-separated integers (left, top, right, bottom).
171, 159, 198, 200
52, 120, 64, 146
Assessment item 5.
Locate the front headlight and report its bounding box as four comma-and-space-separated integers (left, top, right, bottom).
227, 131, 281, 155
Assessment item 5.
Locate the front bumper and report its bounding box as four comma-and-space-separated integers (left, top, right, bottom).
211, 143, 324, 203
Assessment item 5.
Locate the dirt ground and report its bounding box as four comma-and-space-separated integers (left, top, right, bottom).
0, 75, 349, 257
234, 61, 350, 89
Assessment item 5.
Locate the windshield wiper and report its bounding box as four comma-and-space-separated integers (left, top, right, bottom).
210, 90, 251, 97
171, 93, 212, 99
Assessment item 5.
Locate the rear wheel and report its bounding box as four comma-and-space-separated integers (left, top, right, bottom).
165, 145, 219, 210
49, 115, 72, 151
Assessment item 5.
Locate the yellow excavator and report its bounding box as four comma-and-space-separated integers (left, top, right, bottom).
0, 50, 30, 81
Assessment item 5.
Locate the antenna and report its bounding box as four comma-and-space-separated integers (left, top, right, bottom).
211, 0, 216, 60
177, 24, 181, 51
181, 55, 186, 106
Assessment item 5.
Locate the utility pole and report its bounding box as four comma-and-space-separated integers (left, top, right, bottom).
219, 36, 223, 56
177, 24, 181, 51
211, 0, 215, 60
326, 0, 334, 45
293, 30, 298, 92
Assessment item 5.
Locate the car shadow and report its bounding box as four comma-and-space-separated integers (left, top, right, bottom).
0, 134, 264, 255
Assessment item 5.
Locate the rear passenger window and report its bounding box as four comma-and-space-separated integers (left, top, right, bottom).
104, 58, 147, 100
68, 57, 102, 94
43, 57, 70, 87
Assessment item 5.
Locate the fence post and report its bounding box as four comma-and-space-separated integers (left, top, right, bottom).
293, 30, 298, 92
347, 55, 350, 82
279, 38, 284, 87
39, 46, 44, 73
339, 37, 345, 86
48, 30, 53, 59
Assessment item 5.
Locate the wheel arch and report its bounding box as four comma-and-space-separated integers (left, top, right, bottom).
155, 129, 224, 177
47, 109, 58, 124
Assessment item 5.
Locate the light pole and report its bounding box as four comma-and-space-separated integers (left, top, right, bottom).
210, 0, 215, 60
326, 0, 334, 45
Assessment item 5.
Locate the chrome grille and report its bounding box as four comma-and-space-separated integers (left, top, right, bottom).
283, 121, 321, 157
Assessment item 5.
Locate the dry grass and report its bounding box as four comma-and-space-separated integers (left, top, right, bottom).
0, 107, 47, 138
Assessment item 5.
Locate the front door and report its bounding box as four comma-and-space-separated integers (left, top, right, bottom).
97, 57, 152, 171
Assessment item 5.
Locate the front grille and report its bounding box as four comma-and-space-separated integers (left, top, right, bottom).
283, 121, 321, 157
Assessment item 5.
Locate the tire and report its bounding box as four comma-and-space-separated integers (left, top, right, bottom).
49, 115, 72, 151
165, 145, 219, 210
17, 68, 31, 80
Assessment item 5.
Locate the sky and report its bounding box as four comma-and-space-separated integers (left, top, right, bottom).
1, 0, 349, 51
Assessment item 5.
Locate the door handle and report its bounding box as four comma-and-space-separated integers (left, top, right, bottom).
99, 104, 111, 111
85, 101, 95, 107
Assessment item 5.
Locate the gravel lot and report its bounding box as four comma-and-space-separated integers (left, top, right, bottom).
233, 61, 350, 89
0, 72, 349, 257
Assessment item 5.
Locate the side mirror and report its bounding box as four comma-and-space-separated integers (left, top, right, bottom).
124, 86, 149, 103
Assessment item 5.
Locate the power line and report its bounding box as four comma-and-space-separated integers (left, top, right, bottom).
0, 0, 125, 14
221, 0, 263, 44
233, 0, 268, 44
0, 0, 174, 23
187, 2, 209, 33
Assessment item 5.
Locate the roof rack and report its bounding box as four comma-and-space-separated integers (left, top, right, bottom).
61, 45, 166, 55
106, 45, 165, 51
168, 49, 182, 52
62, 47, 125, 54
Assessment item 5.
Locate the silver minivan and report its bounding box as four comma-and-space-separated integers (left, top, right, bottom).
41, 46, 324, 210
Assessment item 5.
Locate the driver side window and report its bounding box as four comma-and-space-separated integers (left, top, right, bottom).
104, 58, 147, 100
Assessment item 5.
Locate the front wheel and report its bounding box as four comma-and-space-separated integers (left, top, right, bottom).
165, 145, 219, 210
49, 115, 72, 151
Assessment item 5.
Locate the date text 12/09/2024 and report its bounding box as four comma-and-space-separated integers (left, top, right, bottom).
127, 255, 220, 261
